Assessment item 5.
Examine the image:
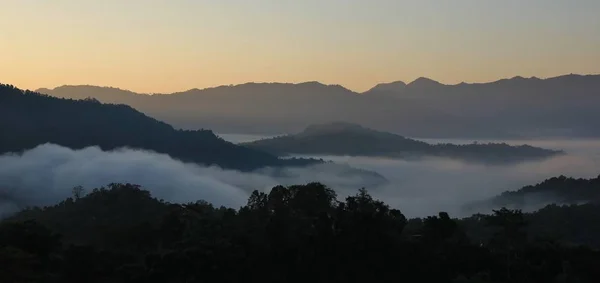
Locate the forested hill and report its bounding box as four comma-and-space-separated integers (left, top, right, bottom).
243, 122, 562, 164
464, 175, 600, 213
0, 84, 315, 171
3, 182, 600, 282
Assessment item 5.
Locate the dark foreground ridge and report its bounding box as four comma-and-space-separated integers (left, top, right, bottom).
0, 83, 317, 171
2, 181, 600, 282
243, 122, 563, 164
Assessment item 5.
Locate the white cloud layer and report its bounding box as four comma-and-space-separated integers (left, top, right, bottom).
1, 139, 600, 219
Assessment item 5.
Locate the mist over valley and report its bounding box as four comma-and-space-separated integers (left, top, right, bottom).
4, 2, 600, 280
3, 80, 599, 220
221, 133, 600, 217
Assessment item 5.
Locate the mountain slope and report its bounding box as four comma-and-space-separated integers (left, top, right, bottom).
463, 175, 600, 213
38, 74, 600, 138
0, 84, 314, 171
242, 122, 563, 164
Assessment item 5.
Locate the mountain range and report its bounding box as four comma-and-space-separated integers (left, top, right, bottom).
37, 74, 600, 138
242, 122, 562, 164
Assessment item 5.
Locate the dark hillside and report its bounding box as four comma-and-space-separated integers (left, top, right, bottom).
0, 84, 314, 171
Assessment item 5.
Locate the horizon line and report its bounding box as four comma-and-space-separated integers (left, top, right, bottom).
31, 72, 600, 96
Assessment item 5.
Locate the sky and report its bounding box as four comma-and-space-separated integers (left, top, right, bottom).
1, 0, 600, 93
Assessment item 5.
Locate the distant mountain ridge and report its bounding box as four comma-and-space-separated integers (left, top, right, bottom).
40, 74, 590, 95
37, 73, 600, 138
241, 122, 563, 164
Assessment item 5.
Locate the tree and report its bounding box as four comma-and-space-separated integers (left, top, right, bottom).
247, 190, 268, 211
72, 186, 85, 200
485, 207, 527, 281
486, 208, 527, 248
421, 212, 459, 243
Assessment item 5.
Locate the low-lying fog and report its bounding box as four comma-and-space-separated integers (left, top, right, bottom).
1, 135, 599, 219
223, 134, 600, 216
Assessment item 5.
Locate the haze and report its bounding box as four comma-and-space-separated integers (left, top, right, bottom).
3, 138, 600, 219
2, 0, 600, 93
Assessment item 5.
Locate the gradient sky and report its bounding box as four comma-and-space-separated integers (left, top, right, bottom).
2, 0, 599, 93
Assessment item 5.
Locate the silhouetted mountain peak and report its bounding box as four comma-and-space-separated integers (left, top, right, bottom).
489, 75, 552, 86
367, 81, 407, 93
407, 77, 443, 88
35, 87, 52, 93
298, 81, 326, 87
300, 122, 371, 136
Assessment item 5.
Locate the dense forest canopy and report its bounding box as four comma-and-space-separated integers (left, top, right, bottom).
2, 181, 600, 282
0, 83, 317, 171
243, 122, 562, 164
